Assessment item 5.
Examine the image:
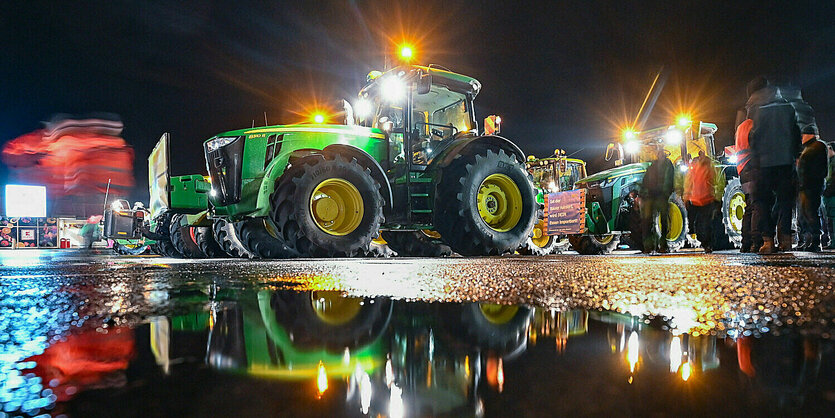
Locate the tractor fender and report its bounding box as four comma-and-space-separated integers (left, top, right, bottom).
322, 144, 393, 210
431, 135, 526, 169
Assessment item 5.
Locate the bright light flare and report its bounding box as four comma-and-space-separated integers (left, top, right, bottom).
381, 77, 406, 102
317, 361, 328, 396
389, 384, 404, 418
728, 154, 739, 164
398, 44, 413, 61
622, 128, 637, 141
665, 128, 684, 145
681, 362, 692, 381
313, 113, 325, 124
624, 140, 641, 154
677, 114, 692, 128
495, 116, 502, 124
626, 331, 639, 374
669, 336, 683, 373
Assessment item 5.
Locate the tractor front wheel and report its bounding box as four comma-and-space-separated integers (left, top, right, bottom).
194, 225, 226, 258
721, 177, 745, 248
212, 218, 254, 259
568, 233, 621, 255
271, 155, 384, 257
434, 148, 536, 256
169, 214, 205, 258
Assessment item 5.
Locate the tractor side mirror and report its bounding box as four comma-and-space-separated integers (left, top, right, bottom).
417, 73, 431, 95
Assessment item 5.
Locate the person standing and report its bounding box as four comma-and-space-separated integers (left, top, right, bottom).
735, 117, 760, 252
640, 147, 675, 253
796, 128, 828, 251
823, 142, 835, 249
684, 151, 720, 252
746, 77, 802, 254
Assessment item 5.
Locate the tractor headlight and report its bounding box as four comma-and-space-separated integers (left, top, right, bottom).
206, 136, 238, 152
624, 140, 641, 154
665, 128, 683, 145
381, 77, 406, 102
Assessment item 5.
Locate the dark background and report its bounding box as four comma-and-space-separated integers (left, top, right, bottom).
2, 0, 834, 202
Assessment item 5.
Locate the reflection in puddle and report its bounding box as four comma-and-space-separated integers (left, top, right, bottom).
1, 284, 834, 416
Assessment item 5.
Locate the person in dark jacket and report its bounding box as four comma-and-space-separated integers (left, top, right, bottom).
640, 147, 675, 253
735, 117, 761, 252
824, 142, 835, 249
746, 76, 802, 254
796, 127, 829, 251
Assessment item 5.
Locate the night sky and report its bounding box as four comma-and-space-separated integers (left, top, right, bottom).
2, 1, 834, 202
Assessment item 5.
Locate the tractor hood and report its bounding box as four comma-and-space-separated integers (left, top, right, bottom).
576, 162, 650, 186
208, 123, 385, 140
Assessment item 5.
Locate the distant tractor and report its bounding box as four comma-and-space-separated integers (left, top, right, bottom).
565, 119, 735, 254
192, 64, 537, 258
519, 150, 587, 255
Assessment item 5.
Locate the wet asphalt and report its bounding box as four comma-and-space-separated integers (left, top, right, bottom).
2, 248, 834, 338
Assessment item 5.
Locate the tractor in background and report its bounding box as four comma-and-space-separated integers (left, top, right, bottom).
565, 118, 731, 254
518, 150, 587, 255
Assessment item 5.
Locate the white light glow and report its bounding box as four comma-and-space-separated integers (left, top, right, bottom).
626, 331, 639, 373
5, 185, 46, 217
728, 154, 739, 164
665, 128, 683, 145
669, 336, 682, 373
624, 141, 641, 154
209, 188, 218, 197
381, 77, 406, 102
354, 98, 373, 119
389, 384, 404, 418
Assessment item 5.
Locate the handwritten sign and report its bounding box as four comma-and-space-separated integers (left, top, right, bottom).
546, 189, 586, 235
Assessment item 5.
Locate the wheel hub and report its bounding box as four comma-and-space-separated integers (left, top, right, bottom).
729, 192, 745, 233
477, 174, 523, 232
309, 178, 364, 236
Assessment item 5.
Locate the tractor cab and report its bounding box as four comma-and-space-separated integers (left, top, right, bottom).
612, 120, 719, 168
526, 150, 588, 196
356, 65, 481, 169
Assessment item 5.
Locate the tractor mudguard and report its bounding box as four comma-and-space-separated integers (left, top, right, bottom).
431, 134, 526, 169
251, 144, 393, 218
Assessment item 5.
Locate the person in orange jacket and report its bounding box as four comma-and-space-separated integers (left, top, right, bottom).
684, 151, 720, 252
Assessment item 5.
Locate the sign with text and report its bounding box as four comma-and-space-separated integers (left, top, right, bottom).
546, 189, 586, 235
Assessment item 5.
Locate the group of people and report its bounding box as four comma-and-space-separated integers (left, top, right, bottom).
736, 76, 834, 253
638, 76, 835, 254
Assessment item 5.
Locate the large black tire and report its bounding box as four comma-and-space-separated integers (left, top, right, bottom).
568, 233, 621, 255
237, 218, 298, 259
434, 148, 537, 256
518, 234, 569, 255
381, 230, 453, 257
440, 303, 533, 356
194, 226, 226, 258
113, 242, 149, 255
169, 214, 205, 258
153, 212, 182, 258
212, 218, 254, 259
664, 193, 689, 252
627, 193, 688, 252
721, 177, 744, 248
271, 291, 393, 353
270, 155, 384, 257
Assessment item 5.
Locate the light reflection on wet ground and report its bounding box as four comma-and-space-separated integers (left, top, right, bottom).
1, 249, 835, 416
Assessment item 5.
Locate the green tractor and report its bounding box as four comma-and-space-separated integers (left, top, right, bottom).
102, 199, 156, 255
519, 150, 587, 255
565, 120, 724, 254
198, 65, 537, 257
145, 134, 235, 258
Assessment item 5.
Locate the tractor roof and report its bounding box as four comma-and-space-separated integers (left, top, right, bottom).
361, 65, 482, 98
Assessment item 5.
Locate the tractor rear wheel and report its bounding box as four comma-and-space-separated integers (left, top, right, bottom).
434, 148, 536, 255
169, 214, 205, 258
270, 155, 384, 257
194, 225, 226, 258
237, 218, 298, 258
518, 219, 568, 255
568, 233, 620, 255
721, 177, 744, 248
381, 230, 453, 257
212, 218, 254, 259
663, 194, 689, 252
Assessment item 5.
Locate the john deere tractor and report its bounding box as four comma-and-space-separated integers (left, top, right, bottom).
564, 120, 723, 254
519, 150, 587, 255
197, 64, 537, 258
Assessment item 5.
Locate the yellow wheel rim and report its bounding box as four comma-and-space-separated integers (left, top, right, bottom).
479, 304, 520, 324
477, 174, 523, 232
666, 202, 684, 241
421, 229, 441, 239
530, 220, 551, 248
593, 234, 614, 244
371, 234, 387, 245
728, 192, 746, 234
309, 178, 364, 236
311, 291, 363, 325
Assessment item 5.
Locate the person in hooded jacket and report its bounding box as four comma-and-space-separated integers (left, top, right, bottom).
796, 126, 828, 251
639, 147, 675, 253
823, 142, 835, 249
746, 76, 802, 254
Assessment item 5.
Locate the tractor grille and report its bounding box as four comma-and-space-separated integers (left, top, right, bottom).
205, 136, 244, 205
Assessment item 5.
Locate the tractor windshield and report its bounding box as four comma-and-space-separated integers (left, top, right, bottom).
411, 86, 473, 164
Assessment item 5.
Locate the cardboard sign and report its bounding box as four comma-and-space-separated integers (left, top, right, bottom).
546, 189, 586, 235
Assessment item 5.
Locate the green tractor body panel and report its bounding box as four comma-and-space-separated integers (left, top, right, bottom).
206, 124, 387, 219
169, 175, 211, 212
574, 162, 648, 234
